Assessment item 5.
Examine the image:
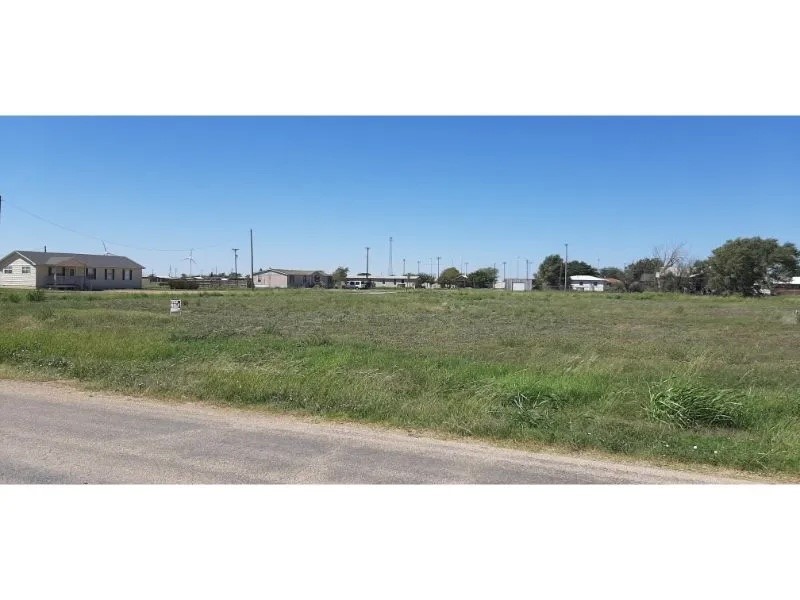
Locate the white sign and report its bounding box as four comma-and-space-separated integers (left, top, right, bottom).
170, 299, 182, 314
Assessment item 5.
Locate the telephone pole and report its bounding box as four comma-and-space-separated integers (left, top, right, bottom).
436, 256, 441, 279
232, 248, 239, 278
564, 243, 569, 291
250, 229, 254, 285
365, 246, 370, 287
389, 236, 393, 276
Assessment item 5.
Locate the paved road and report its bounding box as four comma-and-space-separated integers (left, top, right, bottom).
0, 380, 752, 484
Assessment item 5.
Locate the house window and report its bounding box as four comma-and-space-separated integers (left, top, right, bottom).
105, 268, 115, 280
22, 266, 31, 274
48, 267, 53, 276
128, 269, 133, 280
60, 267, 66, 276
3, 267, 12, 274
69, 268, 75, 277
87, 268, 96, 280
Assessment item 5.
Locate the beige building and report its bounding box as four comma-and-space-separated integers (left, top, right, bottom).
0, 250, 144, 290
253, 268, 332, 288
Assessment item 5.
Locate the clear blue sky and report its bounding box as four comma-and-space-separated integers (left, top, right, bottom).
1, 117, 798, 278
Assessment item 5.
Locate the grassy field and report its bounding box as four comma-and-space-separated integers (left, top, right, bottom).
1, 287, 799, 476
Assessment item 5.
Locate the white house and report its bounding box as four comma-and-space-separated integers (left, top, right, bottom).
253, 268, 333, 288
570, 275, 607, 292
0, 250, 144, 290
344, 274, 419, 288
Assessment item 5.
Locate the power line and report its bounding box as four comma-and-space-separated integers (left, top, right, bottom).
4, 199, 232, 253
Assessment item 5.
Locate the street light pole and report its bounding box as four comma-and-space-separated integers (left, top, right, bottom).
365, 246, 370, 288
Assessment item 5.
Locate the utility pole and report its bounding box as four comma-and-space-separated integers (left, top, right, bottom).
402, 258, 406, 276
232, 248, 239, 278
389, 236, 393, 276
564, 243, 569, 291
250, 229, 255, 285
365, 246, 370, 288
417, 259, 420, 274
502, 261, 506, 283
526, 258, 530, 281
516, 256, 520, 279
436, 256, 441, 279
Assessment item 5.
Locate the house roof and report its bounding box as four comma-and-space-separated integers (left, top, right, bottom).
570, 275, 606, 282
255, 268, 331, 277
3, 250, 144, 269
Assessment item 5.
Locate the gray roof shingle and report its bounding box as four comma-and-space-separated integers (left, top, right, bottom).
7, 251, 144, 269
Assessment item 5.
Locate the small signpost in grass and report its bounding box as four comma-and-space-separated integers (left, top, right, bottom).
170, 299, 182, 315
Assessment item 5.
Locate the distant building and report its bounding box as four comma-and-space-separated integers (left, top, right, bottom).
344, 274, 418, 288
0, 250, 143, 290
253, 268, 332, 288
503, 278, 535, 291
570, 275, 607, 291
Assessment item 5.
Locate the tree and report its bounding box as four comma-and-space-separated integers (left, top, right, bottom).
332, 266, 349, 288
600, 267, 625, 280
623, 257, 663, 291
566, 260, 598, 277
537, 255, 563, 289
437, 267, 461, 288
467, 267, 498, 289
653, 243, 686, 291
707, 237, 799, 295
416, 273, 436, 288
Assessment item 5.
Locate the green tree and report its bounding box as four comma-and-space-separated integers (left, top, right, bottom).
437, 267, 461, 288
624, 257, 663, 291
567, 260, 598, 277
600, 267, 625, 280
415, 273, 436, 288
707, 237, 799, 295
467, 267, 498, 288
536, 255, 563, 289
332, 266, 349, 288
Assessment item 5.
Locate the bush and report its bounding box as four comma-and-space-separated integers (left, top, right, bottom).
168, 280, 199, 290
26, 289, 46, 302
6, 293, 21, 303
647, 377, 750, 429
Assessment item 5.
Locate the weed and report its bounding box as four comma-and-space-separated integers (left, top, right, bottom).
7, 293, 21, 303
27, 289, 46, 302
646, 376, 750, 429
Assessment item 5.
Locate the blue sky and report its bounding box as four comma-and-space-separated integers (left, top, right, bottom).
1, 117, 798, 277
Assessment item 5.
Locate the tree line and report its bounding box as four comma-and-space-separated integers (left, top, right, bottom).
330, 237, 799, 296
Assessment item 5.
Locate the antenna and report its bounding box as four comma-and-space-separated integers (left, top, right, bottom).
232, 248, 239, 278
183, 249, 197, 277
101, 240, 111, 255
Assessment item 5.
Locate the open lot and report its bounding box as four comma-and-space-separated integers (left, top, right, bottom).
1, 287, 799, 477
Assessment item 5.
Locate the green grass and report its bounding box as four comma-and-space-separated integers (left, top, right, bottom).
1, 287, 799, 476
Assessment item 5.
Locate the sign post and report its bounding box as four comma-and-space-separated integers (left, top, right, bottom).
170, 299, 182, 315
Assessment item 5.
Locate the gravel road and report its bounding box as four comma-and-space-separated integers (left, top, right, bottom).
0, 379, 755, 484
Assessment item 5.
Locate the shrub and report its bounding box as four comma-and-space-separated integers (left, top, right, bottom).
26, 289, 46, 302
168, 280, 199, 290
647, 377, 750, 429
7, 293, 21, 303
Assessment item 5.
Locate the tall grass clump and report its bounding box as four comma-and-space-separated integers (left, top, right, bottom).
647, 376, 750, 429
6, 292, 21, 303
26, 289, 46, 302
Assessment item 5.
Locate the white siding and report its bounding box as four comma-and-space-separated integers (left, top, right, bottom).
0, 258, 37, 288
